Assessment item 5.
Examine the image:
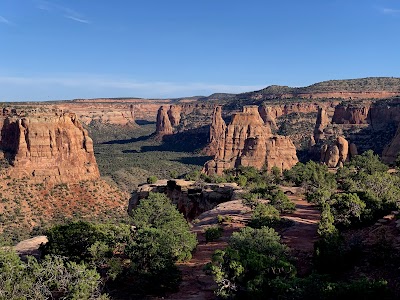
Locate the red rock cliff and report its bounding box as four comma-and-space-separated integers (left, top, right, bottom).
382, 124, 400, 164
206, 106, 226, 156
155, 106, 173, 135
203, 106, 298, 175
0, 111, 100, 183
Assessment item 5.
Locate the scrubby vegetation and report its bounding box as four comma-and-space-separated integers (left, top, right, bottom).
1, 193, 197, 299
89, 123, 211, 191
205, 150, 400, 299
205, 226, 224, 243
0, 248, 106, 300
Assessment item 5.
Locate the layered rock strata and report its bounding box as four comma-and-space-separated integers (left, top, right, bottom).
155, 106, 173, 135
207, 106, 227, 156
313, 107, 330, 142
0, 110, 100, 183
203, 106, 298, 175
258, 105, 278, 130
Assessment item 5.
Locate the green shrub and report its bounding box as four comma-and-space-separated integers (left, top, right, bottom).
207, 227, 295, 299
128, 193, 197, 293
329, 193, 366, 227
147, 175, 158, 184
0, 247, 107, 300
217, 215, 224, 223
242, 192, 260, 209
269, 190, 296, 213
205, 226, 223, 242
306, 187, 332, 206
248, 203, 280, 228
269, 274, 390, 300
130, 193, 197, 261
237, 174, 248, 187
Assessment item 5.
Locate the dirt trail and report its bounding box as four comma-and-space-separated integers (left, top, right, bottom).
280, 187, 321, 274
281, 198, 320, 252
164, 189, 321, 299
163, 200, 249, 300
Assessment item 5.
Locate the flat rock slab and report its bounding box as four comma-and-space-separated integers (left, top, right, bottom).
14, 235, 48, 258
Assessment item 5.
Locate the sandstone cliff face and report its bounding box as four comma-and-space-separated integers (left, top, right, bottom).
320, 136, 355, 167
129, 179, 241, 220
382, 124, 400, 164
258, 105, 278, 130
313, 107, 329, 142
0, 111, 100, 184
155, 106, 173, 135
206, 106, 227, 156
167, 105, 182, 126
332, 103, 370, 124
203, 106, 298, 175
331, 99, 400, 128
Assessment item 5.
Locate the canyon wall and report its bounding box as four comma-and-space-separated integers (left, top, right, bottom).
0, 109, 100, 184
382, 124, 400, 164
155, 103, 216, 135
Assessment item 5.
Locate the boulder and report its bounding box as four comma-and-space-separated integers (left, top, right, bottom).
349, 143, 358, 157
325, 145, 340, 167
336, 136, 349, 163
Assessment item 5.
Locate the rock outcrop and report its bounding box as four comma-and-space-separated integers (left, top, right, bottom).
167, 105, 182, 127
203, 106, 298, 175
206, 106, 227, 156
155, 106, 173, 135
258, 105, 278, 130
320, 136, 356, 167
313, 107, 329, 142
349, 143, 358, 157
332, 103, 370, 124
336, 136, 349, 163
382, 124, 400, 164
0, 110, 100, 183
155, 104, 216, 135
129, 179, 242, 220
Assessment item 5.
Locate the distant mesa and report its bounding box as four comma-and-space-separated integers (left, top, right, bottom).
0, 108, 99, 184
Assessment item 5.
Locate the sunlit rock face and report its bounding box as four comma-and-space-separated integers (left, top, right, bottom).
0, 109, 99, 184
203, 105, 298, 175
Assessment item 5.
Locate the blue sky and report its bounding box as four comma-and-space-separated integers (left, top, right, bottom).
1, 0, 400, 101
